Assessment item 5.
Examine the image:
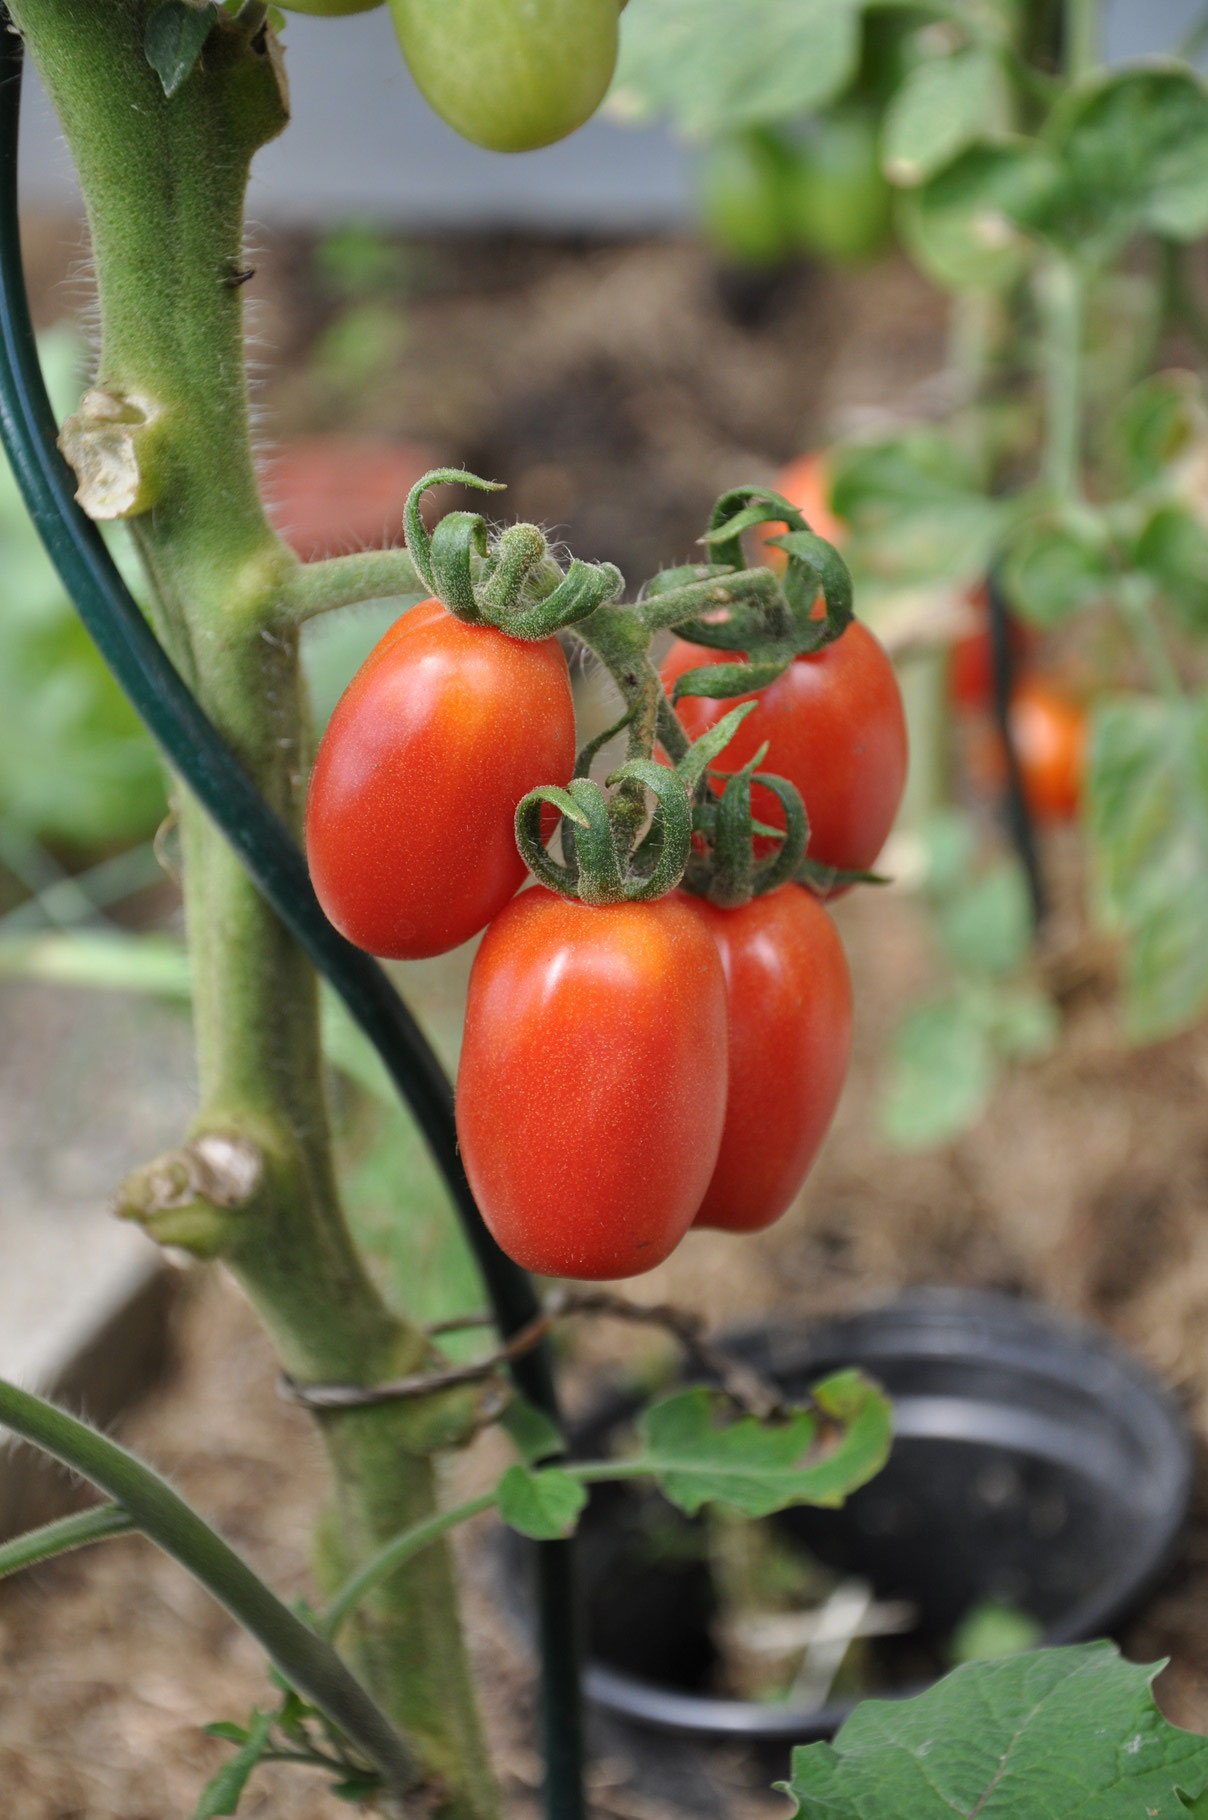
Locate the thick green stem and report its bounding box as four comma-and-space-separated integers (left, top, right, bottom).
280, 547, 426, 624
1065, 0, 1099, 81
1037, 258, 1085, 504
7, 4, 496, 1811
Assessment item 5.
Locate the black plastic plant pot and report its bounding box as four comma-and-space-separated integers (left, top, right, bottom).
565, 1288, 1193, 1745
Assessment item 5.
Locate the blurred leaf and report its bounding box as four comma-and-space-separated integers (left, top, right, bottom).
1045, 67, 1208, 256
937, 864, 1032, 977
0, 930, 191, 997
830, 432, 1004, 585
782, 1642, 1208, 1818
919, 809, 980, 898
637, 1371, 891, 1518
879, 992, 995, 1148
611, 0, 860, 137
500, 1396, 563, 1468
193, 1708, 271, 1819
497, 1465, 586, 1541
897, 140, 1054, 290
1001, 519, 1110, 628
1134, 508, 1208, 631
1089, 692, 1208, 1040
1110, 372, 1205, 491
982, 984, 1060, 1060
882, 50, 1007, 188
948, 1599, 1043, 1663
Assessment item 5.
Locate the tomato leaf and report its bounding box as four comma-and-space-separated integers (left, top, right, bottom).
936, 864, 1033, 978
781, 1642, 1208, 1818
1000, 520, 1110, 629
500, 1396, 564, 1468
897, 141, 1056, 291
1133, 509, 1208, 633
881, 49, 1008, 188
879, 991, 996, 1149
830, 433, 1004, 587
496, 1465, 586, 1541
145, 2, 217, 100
636, 1371, 891, 1518
1089, 692, 1208, 1041
192, 1708, 272, 1819
611, 0, 860, 137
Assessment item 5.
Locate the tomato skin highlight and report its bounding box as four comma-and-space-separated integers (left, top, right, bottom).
456, 889, 729, 1280
306, 600, 575, 960
681, 887, 852, 1233
388, 0, 620, 153
661, 622, 908, 879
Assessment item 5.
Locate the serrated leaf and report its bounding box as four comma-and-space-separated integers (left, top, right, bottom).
830, 433, 1004, 587
882, 50, 1007, 188
497, 1465, 586, 1541
898, 140, 1055, 291
145, 1, 216, 100
636, 1372, 891, 1519
611, 0, 860, 137
1001, 520, 1110, 629
500, 1395, 563, 1467
879, 993, 996, 1149
1089, 692, 1208, 1040
193, 1708, 272, 1819
937, 863, 1032, 977
1046, 67, 1208, 256
782, 1642, 1208, 1818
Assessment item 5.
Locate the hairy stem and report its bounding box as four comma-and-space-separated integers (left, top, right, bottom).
6, 3, 496, 1810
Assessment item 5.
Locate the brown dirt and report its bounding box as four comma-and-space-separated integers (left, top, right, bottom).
7, 226, 1208, 1813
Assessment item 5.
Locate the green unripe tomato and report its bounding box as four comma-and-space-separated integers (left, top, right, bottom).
696, 131, 796, 268
388, 0, 620, 153
788, 105, 893, 265
277, 0, 384, 13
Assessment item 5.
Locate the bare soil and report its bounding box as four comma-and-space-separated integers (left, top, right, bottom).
6, 227, 1208, 1815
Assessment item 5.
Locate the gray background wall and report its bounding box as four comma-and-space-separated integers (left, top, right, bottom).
15, 0, 1206, 230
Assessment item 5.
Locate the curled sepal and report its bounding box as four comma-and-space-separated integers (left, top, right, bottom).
671, 658, 791, 704
747, 772, 810, 898
772, 527, 854, 649
504, 556, 625, 639
675, 700, 760, 792
706, 754, 807, 909
402, 467, 504, 612
515, 785, 588, 896
606, 758, 693, 902
797, 855, 889, 895
702, 485, 798, 574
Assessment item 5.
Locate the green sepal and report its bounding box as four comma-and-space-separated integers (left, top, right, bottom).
426, 510, 490, 623
798, 855, 888, 894
675, 700, 760, 790
747, 771, 809, 897
561, 779, 626, 907
672, 657, 789, 701
501, 556, 625, 639
773, 526, 854, 645
401, 467, 502, 608
514, 787, 587, 896
608, 757, 693, 901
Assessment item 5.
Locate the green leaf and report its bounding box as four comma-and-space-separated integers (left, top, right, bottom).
193, 1708, 272, 1819
879, 992, 996, 1149
947, 1599, 1042, 1664
936, 863, 1032, 977
636, 1372, 891, 1519
330, 1774, 383, 1803
982, 984, 1060, 1061
611, 0, 860, 137
897, 141, 1054, 290
782, 1642, 1208, 1818
203, 1723, 250, 1746
918, 810, 979, 899
1089, 692, 1208, 1040
881, 50, 1007, 188
1180, 1790, 1208, 1815
1110, 372, 1204, 491
145, 2, 217, 100
496, 1465, 586, 1541
499, 1395, 563, 1468
1046, 67, 1208, 256
830, 432, 1004, 587
1000, 520, 1110, 629
1134, 508, 1208, 632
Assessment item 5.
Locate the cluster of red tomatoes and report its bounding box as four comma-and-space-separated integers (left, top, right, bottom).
305, 555, 906, 1282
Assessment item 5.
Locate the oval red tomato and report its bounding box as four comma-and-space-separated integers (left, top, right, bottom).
661, 622, 908, 880
1011, 680, 1086, 821
456, 889, 729, 1279
306, 600, 575, 959
682, 886, 852, 1233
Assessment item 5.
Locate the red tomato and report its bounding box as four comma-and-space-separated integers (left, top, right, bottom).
456, 889, 729, 1280
756, 451, 845, 573
682, 887, 852, 1233
661, 622, 908, 879
306, 600, 575, 959
964, 680, 1085, 822
949, 583, 1035, 711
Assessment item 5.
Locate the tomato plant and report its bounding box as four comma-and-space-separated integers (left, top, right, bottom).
306, 599, 575, 958
682, 886, 852, 1232
388, 0, 621, 153
662, 620, 908, 880
456, 888, 729, 1278
787, 104, 892, 264
755, 450, 844, 573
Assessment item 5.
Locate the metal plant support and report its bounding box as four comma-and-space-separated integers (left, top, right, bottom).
0, 26, 586, 1820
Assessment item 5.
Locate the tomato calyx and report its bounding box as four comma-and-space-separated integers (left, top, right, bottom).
403, 467, 624, 639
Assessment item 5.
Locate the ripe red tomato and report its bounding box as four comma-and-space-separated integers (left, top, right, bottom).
1011, 680, 1086, 821
456, 889, 729, 1279
661, 622, 908, 879
389, 0, 620, 153
949, 583, 1035, 711
682, 887, 852, 1233
306, 600, 575, 959
755, 451, 845, 574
